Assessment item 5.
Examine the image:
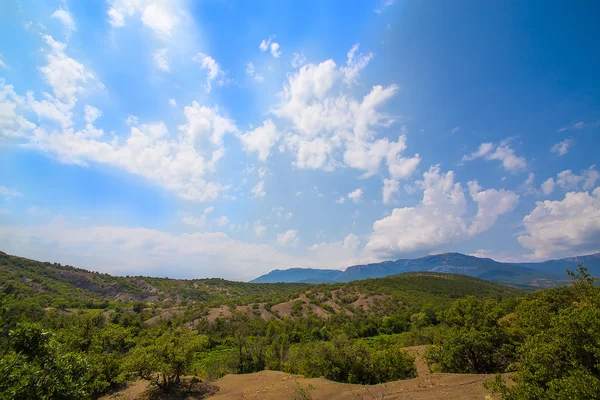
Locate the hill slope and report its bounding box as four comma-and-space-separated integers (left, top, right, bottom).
251, 252, 597, 287
0, 251, 310, 308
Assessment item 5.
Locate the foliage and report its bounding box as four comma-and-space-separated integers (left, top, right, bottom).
485, 265, 600, 399
124, 328, 208, 392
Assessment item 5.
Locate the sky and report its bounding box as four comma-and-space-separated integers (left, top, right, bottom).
0, 0, 599, 281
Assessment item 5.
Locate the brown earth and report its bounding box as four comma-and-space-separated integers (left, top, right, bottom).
101, 345, 507, 400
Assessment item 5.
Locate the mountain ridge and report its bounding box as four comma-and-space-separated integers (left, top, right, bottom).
252, 252, 600, 287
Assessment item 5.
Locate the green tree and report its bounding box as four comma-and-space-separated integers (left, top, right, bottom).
125, 328, 207, 392
0, 322, 92, 400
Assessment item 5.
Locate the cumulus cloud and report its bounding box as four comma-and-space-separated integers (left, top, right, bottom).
551, 138, 572, 156
541, 177, 555, 196
254, 220, 267, 237
259, 35, 281, 58
251, 180, 266, 198
0, 81, 36, 138
366, 166, 516, 257
239, 119, 280, 161
27, 99, 237, 201
382, 178, 399, 204
245, 61, 264, 82
153, 48, 169, 71
556, 167, 598, 191
518, 187, 600, 259
181, 206, 214, 228
348, 188, 364, 203
341, 43, 373, 85
272, 46, 419, 179
366, 166, 468, 256
194, 53, 227, 92
277, 229, 299, 246
52, 8, 76, 33
467, 180, 519, 235
462, 140, 527, 172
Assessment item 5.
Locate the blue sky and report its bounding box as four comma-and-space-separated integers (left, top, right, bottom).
1, 0, 599, 280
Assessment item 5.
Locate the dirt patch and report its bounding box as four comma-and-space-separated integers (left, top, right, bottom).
207, 306, 232, 323
208, 370, 505, 400
99, 378, 217, 400
143, 308, 184, 326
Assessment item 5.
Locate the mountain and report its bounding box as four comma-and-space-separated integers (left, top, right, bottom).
252, 252, 600, 287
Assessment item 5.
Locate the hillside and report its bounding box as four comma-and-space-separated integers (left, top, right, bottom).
0, 251, 310, 308
251, 252, 598, 287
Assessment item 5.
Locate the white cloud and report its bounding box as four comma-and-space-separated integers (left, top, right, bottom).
467, 180, 519, 235
245, 61, 264, 82
38, 35, 96, 108
254, 220, 267, 237
518, 187, 600, 259
84, 105, 102, 124
335, 196, 345, 204
181, 214, 206, 227
366, 166, 468, 256
0, 81, 36, 138
141, 3, 177, 37
215, 216, 229, 227
52, 9, 76, 33
313, 186, 323, 197
153, 48, 169, 71
375, 0, 395, 13
557, 120, 600, 132
551, 138, 572, 156
295, 191, 303, 196
277, 229, 299, 246
520, 172, 539, 196
0, 54, 7, 69
273, 47, 418, 179
251, 180, 266, 198
382, 178, 399, 204
0, 186, 23, 199
169, 98, 176, 107
462, 140, 526, 172
451, 126, 460, 133
367, 166, 518, 256
239, 119, 280, 161
348, 188, 364, 203
541, 177, 555, 196
28, 101, 237, 201
194, 53, 227, 92
291, 53, 307, 68
556, 167, 598, 191
341, 44, 373, 85
181, 206, 214, 227
259, 35, 281, 58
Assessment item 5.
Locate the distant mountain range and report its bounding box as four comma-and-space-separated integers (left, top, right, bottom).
252, 252, 600, 287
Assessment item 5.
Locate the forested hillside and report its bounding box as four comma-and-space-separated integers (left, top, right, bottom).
1, 252, 599, 399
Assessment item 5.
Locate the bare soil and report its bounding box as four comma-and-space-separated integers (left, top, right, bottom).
101, 345, 507, 400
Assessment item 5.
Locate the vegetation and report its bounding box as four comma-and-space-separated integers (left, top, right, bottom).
1, 251, 599, 399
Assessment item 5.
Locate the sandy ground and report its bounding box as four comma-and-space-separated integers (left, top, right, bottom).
100, 345, 505, 400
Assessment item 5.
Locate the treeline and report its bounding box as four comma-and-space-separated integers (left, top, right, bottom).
0, 265, 598, 399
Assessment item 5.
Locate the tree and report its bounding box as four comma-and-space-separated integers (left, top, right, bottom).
486, 265, 600, 399
125, 328, 207, 392
0, 322, 92, 400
